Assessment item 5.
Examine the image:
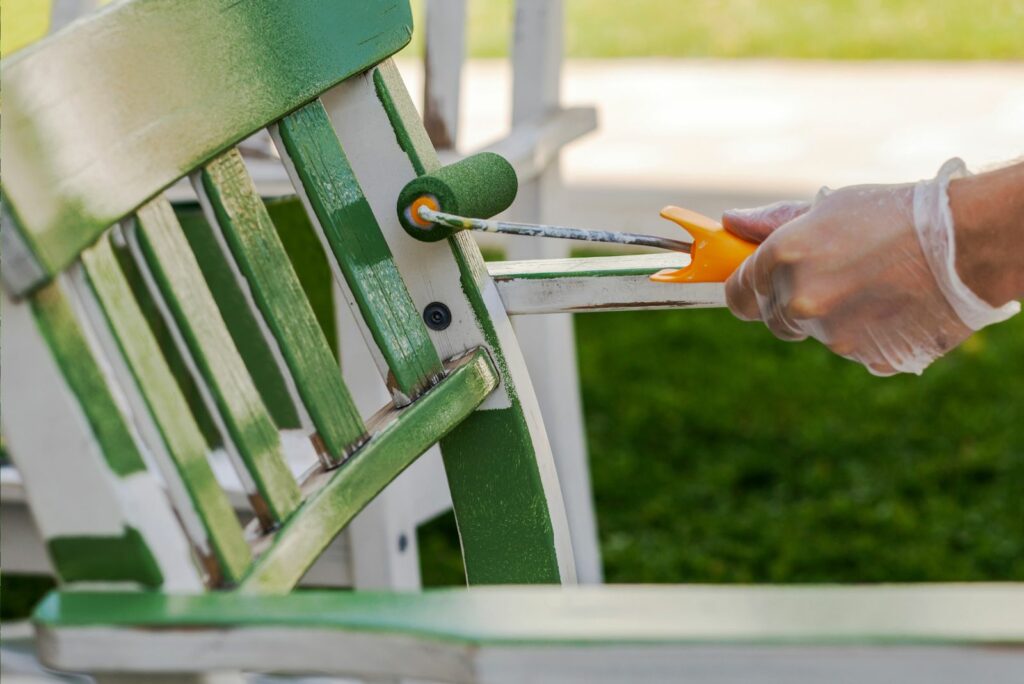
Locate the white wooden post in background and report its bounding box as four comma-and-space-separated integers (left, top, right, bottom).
505, 0, 602, 583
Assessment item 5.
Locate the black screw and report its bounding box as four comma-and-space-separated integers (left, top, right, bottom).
398, 533, 409, 553
423, 302, 452, 331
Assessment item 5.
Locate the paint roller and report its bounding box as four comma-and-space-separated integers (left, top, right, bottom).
397, 152, 757, 283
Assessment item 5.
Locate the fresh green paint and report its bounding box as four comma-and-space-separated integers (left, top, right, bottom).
240, 349, 499, 594
134, 197, 300, 525
264, 197, 338, 358
176, 207, 300, 430
29, 281, 147, 477
46, 529, 163, 588
81, 235, 252, 583
201, 149, 367, 464
278, 99, 444, 403
373, 62, 568, 584
1, 0, 414, 291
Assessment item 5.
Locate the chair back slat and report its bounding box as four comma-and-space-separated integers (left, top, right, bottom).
0, 0, 414, 294
195, 149, 368, 466
275, 101, 445, 405
1, 285, 202, 590
129, 197, 301, 527
79, 235, 253, 584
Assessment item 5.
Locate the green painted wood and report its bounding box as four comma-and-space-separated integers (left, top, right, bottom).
488, 254, 687, 280
1, 0, 414, 291
46, 529, 163, 588
29, 281, 148, 478
133, 197, 300, 525
372, 62, 568, 584
35, 584, 1024, 645
112, 230, 222, 448
278, 100, 444, 403
176, 205, 300, 430
200, 149, 366, 463
265, 197, 338, 359
81, 235, 252, 583
240, 349, 498, 594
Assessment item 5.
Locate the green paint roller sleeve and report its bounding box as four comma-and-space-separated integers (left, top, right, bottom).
397, 152, 518, 242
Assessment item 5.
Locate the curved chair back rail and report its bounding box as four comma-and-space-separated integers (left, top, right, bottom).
1, 0, 413, 294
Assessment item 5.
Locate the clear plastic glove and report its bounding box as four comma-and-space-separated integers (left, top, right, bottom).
723, 159, 1019, 376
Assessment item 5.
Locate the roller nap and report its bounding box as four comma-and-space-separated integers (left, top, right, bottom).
397, 152, 518, 241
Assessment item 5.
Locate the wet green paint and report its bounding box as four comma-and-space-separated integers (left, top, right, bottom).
201, 149, 367, 463
278, 100, 444, 403
372, 62, 566, 584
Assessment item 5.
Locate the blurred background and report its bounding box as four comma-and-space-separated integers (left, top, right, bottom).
2, 0, 1023, 621
398, 0, 1024, 586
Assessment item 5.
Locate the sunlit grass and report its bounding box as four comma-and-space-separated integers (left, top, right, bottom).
406, 0, 1024, 60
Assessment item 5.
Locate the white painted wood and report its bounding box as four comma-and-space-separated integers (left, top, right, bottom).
506, 0, 602, 585
37, 585, 1024, 682
490, 254, 727, 314
318, 65, 576, 582
439, 105, 597, 183
423, 0, 467, 151
1, 289, 201, 590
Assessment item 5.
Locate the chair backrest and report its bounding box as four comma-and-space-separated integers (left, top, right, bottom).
1, 0, 577, 594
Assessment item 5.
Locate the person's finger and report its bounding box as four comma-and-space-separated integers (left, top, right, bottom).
725, 257, 762, 321
722, 200, 812, 243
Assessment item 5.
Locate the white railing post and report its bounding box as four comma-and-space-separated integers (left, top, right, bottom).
507, 0, 603, 584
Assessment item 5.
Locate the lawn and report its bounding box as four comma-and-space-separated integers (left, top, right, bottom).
407, 0, 1024, 60
422, 267, 1024, 585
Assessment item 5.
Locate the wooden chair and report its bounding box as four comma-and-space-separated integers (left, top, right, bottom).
2, 2, 1021, 681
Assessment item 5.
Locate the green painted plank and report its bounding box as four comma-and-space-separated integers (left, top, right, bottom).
112, 234, 223, 448
372, 62, 568, 584
487, 254, 688, 281
81, 235, 252, 583
30, 281, 147, 478
177, 207, 301, 430
35, 585, 1024, 645
46, 529, 163, 588
240, 348, 498, 594
1, 0, 413, 291
265, 197, 338, 359
278, 100, 444, 403
200, 149, 366, 464
133, 197, 300, 525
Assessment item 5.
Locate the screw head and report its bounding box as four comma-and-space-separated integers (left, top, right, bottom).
423, 302, 452, 331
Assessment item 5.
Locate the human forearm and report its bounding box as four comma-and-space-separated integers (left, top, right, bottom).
951, 161, 1024, 307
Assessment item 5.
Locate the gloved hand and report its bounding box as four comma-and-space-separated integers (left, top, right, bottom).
723, 159, 1020, 376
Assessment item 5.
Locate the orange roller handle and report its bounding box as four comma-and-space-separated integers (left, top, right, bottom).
649, 206, 757, 283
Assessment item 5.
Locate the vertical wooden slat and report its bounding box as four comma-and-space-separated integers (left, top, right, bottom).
131, 197, 300, 527
276, 100, 445, 405
197, 148, 368, 466
79, 235, 252, 583
423, 0, 466, 150
508, 0, 603, 584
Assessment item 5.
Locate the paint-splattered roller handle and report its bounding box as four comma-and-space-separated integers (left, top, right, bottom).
650, 206, 758, 283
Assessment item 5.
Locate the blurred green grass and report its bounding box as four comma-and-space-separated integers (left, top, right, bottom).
423, 275, 1024, 585
407, 0, 1024, 60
